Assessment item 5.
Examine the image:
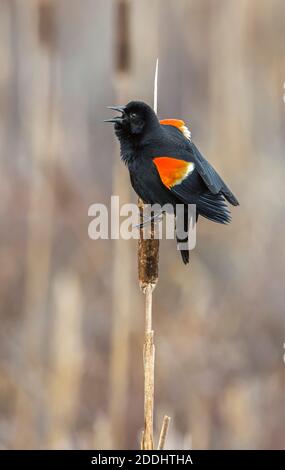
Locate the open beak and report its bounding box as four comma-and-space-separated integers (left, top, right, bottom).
104, 105, 126, 123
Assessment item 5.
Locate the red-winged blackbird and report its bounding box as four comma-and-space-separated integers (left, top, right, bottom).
105, 101, 239, 264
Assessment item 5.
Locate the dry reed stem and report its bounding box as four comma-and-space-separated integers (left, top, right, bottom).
157, 415, 171, 450
109, 74, 132, 448
109, 0, 132, 449
141, 284, 155, 450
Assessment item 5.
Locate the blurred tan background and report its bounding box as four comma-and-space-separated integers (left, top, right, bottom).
0, 0, 285, 450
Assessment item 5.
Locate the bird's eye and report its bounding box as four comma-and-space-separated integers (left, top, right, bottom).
130, 112, 137, 119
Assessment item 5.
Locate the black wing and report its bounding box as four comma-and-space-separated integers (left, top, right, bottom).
160, 123, 239, 206
191, 143, 239, 206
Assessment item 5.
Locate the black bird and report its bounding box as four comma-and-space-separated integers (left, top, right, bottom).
105, 101, 239, 264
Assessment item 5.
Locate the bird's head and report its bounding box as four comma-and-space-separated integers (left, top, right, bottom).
104, 101, 159, 138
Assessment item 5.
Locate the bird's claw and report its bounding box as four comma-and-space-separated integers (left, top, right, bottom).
133, 212, 163, 229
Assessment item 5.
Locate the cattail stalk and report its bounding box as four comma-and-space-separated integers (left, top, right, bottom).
139, 60, 170, 450
139, 201, 159, 450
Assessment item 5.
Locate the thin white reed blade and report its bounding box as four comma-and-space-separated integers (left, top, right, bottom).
153, 58, 159, 115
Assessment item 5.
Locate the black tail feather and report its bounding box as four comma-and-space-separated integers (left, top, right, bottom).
197, 191, 232, 224
179, 248, 190, 265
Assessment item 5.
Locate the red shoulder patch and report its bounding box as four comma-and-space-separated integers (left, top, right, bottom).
160, 119, 191, 141
153, 157, 195, 189
160, 119, 185, 129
